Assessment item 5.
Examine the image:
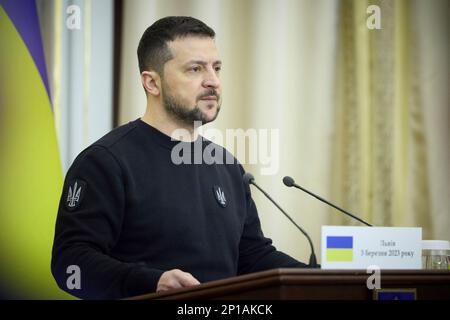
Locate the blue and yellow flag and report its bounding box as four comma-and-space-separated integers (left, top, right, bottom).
0, 0, 69, 298
326, 236, 354, 262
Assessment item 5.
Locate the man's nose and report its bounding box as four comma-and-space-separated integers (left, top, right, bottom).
202, 68, 220, 89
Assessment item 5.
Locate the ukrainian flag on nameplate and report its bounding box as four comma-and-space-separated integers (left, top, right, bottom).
326, 236, 353, 262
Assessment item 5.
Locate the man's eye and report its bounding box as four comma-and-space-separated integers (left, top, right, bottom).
190, 66, 201, 72
215, 66, 222, 72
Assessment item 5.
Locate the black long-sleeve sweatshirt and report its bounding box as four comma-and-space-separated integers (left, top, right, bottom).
51, 119, 306, 299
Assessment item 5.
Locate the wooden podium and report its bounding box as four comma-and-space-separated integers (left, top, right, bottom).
129, 268, 450, 300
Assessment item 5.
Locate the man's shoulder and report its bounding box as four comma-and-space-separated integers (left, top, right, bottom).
69, 120, 140, 168
93, 119, 140, 149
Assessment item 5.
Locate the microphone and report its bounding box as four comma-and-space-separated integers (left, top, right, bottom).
282, 176, 373, 227
243, 173, 318, 268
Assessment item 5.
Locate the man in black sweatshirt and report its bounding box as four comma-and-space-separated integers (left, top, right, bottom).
51, 16, 306, 300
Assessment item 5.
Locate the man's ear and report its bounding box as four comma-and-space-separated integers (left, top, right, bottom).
141, 71, 161, 96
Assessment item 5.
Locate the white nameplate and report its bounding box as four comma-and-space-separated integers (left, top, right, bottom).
321, 226, 422, 269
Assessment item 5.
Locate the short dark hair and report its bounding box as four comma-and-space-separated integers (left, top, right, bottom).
137, 16, 215, 75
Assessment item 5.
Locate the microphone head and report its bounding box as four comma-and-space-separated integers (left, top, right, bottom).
242, 172, 255, 186
283, 176, 295, 187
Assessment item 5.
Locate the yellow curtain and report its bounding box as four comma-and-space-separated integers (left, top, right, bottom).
331, 0, 449, 240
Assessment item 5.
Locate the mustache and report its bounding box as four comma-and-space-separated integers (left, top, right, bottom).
197, 89, 220, 100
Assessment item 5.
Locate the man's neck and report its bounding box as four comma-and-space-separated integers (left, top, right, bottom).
141, 104, 198, 142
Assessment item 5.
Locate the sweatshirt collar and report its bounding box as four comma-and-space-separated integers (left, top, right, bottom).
135, 118, 203, 151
